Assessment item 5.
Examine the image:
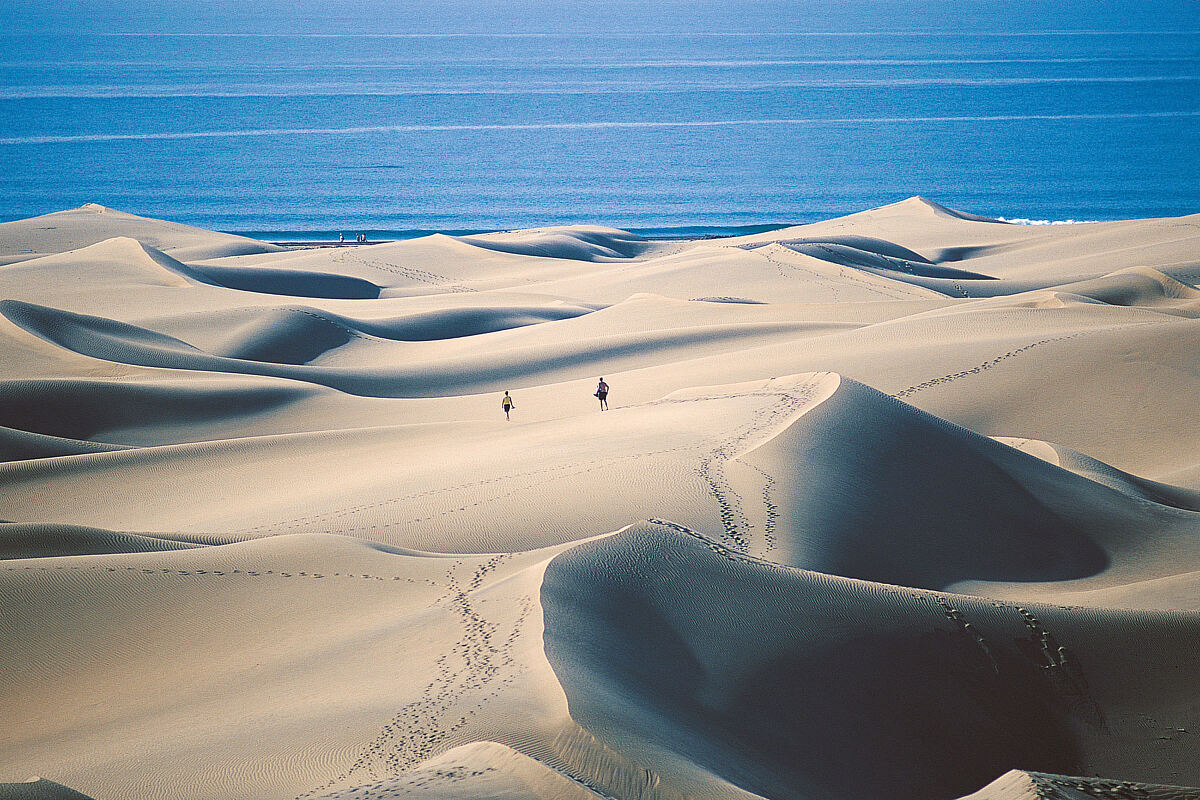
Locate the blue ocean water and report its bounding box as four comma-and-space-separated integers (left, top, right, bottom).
1, 1, 1198, 235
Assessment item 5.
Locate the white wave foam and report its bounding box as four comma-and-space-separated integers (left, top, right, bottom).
997, 217, 1103, 225
5, 56, 1199, 69
4, 111, 1198, 146
22, 29, 1197, 37
3, 74, 1198, 100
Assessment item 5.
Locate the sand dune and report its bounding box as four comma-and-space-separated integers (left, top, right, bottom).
0, 204, 283, 266
960, 770, 1200, 800
2, 198, 1200, 800
457, 225, 655, 262
543, 521, 1200, 800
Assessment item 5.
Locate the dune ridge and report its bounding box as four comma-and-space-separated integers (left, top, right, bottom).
2, 198, 1199, 799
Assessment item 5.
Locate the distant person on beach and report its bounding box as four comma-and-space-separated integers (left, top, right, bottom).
339, 233, 344, 243
595, 378, 609, 410
502, 391, 515, 420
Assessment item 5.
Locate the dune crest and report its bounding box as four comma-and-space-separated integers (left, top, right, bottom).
2, 202, 1200, 799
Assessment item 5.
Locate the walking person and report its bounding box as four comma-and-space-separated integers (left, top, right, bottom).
502, 391, 515, 421
595, 378, 609, 411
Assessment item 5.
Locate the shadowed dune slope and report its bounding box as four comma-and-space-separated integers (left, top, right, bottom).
0, 426, 131, 461
1001, 437, 1200, 515
1053, 267, 1200, 314
198, 303, 595, 361
776, 233, 939, 263
0, 778, 97, 800
778, 240, 997, 281
902, 195, 1008, 223
737, 377, 1200, 599
184, 261, 381, 299
456, 226, 654, 261
0, 378, 313, 443
543, 521, 1200, 800
0, 523, 207, 560
118, 238, 382, 299
738, 377, 1114, 589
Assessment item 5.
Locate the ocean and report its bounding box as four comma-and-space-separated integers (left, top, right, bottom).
1, 0, 1198, 237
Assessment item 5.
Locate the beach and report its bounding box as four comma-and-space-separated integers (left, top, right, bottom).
2, 198, 1200, 799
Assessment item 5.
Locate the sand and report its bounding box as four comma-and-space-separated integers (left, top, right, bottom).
1, 198, 1199, 799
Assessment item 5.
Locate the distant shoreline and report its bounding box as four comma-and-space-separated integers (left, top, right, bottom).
227, 224, 795, 248
262, 235, 758, 248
